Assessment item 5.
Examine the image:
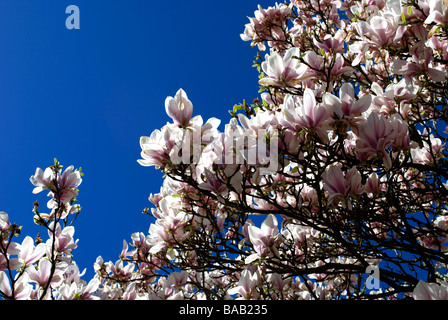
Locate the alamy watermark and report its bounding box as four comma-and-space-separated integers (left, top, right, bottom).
168, 127, 279, 173
365, 265, 381, 291
66, 5, 80, 30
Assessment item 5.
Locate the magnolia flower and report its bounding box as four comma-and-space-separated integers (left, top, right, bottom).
27, 259, 63, 287
30, 165, 82, 205
0, 242, 21, 271
165, 89, 193, 127
435, 215, 448, 231
413, 280, 448, 300
281, 90, 329, 138
355, 112, 395, 167
228, 269, 260, 299
425, 0, 448, 25
0, 272, 32, 300
245, 214, 280, 263
198, 169, 229, 197
46, 222, 78, 254
138, 128, 170, 168
356, 15, 398, 47
18, 236, 46, 268
323, 83, 372, 119
392, 47, 447, 83
0, 212, 10, 232
259, 48, 306, 87
57, 278, 100, 300
322, 166, 364, 204
165, 271, 189, 288
364, 172, 383, 195
30, 167, 54, 194
313, 30, 346, 54
370, 80, 416, 116
240, 3, 292, 51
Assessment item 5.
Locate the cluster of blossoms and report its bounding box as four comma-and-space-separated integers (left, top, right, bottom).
2, 0, 448, 300
0, 161, 101, 300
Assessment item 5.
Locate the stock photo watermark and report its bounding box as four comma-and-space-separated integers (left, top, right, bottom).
365, 265, 381, 292
66, 5, 80, 30
168, 127, 279, 173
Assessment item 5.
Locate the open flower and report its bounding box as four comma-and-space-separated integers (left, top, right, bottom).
280, 89, 330, 140
228, 269, 260, 299
30, 167, 54, 194
27, 259, 63, 287
413, 280, 448, 300
259, 48, 306, 87
18, 236, 46, 268
165, 89, 193, 127
245, 214, 281, 263
322, 166, 364, 205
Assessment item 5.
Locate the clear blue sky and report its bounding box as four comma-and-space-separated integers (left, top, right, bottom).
0, 0, 274, 279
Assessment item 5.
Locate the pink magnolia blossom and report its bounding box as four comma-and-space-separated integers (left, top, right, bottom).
424, 0, 448, 25
259, 48, 306, 87
323, 83, 372, 119
356, 15, 398, 47
392, 43, 446, 82
0, 212, 10, 232
322, 166, 364, 204
245, 214, 281, 263
137, 127, 173, 168
313, 30, 346, 54
435, 215, 448, 231
355, 112, 395, 167
165, 88, 193, 127
370, 80, 416, 116
30, 165, 82, 205
301, 51, 324, 80
107, 259, 135, 282
57, 277, 100, 300
413, 280, 448, 300
198, 169, 229, 197
364, 172, 385, 195
240, 3, 292, 51
46, 222, 78, 254
281, 89, 330, 137
0, 242, 21, 271
30, 167, 53, 194
0, 271, 32, 300
18, 236, 46, 268
228, 269, 260, 299
27, 259, 63, 287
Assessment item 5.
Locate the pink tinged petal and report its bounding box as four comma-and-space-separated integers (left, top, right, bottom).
165, 89, 193, 125
261, 214, 279, 237
0, 212, 10, 232
346, 167, 363, 194
28, 259, 53, 286
301, 88, 316, 126
20, 236, 45, 267
353, 94, 372, 115
413, 280, 445, 300
428, 68, 447, 82
323, 93, 342, 117
0, 271, 12, 297
340, 83, 355, 115
322, 166, 346, 196
370, 16, 395, 46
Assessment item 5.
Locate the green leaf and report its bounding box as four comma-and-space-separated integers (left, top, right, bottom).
232, 104, 243, 113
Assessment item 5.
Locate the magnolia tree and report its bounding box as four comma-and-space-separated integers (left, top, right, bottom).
2, 0, 448, 300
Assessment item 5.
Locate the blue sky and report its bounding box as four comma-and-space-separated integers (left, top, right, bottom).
0, 0, 274, 279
